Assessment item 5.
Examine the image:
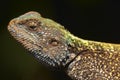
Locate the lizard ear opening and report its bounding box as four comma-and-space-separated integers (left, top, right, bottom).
49, 38, 60, 46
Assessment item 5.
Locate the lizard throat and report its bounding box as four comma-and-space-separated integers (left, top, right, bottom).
30, 50, 59, 67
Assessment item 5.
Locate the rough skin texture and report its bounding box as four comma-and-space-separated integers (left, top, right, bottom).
8, 11, 120, 80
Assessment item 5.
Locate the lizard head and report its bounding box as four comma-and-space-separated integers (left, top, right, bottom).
8, 11, 77, 68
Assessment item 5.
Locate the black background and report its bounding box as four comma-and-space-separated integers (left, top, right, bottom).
0, 0, 120, 80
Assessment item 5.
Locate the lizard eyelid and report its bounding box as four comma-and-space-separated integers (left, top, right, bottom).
29, 25, 37, 30
18, 19, 41, 31
27, 22, 41, 31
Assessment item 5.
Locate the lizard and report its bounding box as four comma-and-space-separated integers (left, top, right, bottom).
8, 11, 120, 80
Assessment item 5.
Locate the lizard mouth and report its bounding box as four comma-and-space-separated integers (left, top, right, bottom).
8, 19, 58, 67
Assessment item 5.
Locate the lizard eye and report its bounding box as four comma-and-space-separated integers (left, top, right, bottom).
18, 19, 41, 31
27, 21, 38, 30
29, 25, 37, 30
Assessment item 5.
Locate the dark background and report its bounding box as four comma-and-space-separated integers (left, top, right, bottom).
0, 0, 120, 80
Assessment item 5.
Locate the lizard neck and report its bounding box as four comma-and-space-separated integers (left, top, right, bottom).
69, 33, 120, 55
66, 33, 89, 53
67, 33, 113, 55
